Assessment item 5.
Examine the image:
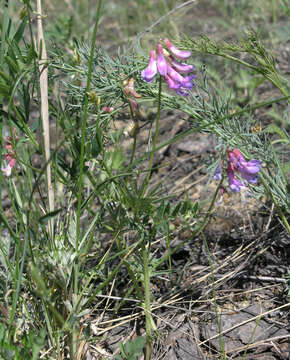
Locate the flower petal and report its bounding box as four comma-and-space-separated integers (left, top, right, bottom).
157, 44, 167, 76
169, 56, 194, 73
164, 38, 191, 60
141, 50, 157, 82
164, 74, 181, 90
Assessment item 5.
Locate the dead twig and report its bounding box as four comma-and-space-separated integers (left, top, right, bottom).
37, 0, 54, 235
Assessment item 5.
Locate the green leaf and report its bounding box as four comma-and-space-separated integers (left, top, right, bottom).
39, 208, 62, 224
111, 148, 125, 170
266, 124, 288, 140
12, 16, 28, 44
116, 336, 145, 360
0, 82, 10, 97
282, 162, 290, 174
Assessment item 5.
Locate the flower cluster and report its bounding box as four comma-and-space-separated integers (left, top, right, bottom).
141, 38, 195, 96
2, 128, 18, 177
213, 148, 261, 192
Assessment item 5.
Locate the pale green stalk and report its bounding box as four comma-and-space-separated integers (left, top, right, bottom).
202, 232, 226, 359
75, 0, 103, 290
141, 75, 162, 197
73, 1, 102, 356
142, 241, 152, 360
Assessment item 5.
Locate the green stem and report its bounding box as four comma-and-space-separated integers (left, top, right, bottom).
129, 133, 138, 167
141, 75, 162, 197
116, 236, 143, 301
73, 1, 102, 356
202, 232, 226, 359
75, 0, 102, 286
142, 242, 152, 360
127, 96, 138, 168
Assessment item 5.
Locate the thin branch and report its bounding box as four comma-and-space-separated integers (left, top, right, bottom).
133, 0, 197, 45
37, 0, 54, 236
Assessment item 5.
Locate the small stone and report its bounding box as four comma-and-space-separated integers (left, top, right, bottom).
177, 140, 209, 154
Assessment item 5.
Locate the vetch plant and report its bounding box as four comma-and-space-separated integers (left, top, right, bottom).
141, 38, 196, 95
0, 1, 289, 359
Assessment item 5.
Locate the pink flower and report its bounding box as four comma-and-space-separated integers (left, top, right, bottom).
164, 38, 191, 60
157, 44, 167, 76
141, 50, 157, 82
169, 55, 194, 74
2, 158, 16, 177
167, 64, 185, 84
141, 39, 195, 96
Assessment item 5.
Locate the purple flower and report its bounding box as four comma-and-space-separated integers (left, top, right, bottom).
169, 55, 194, 74
141, 50, 157, 82
164, 38, 191, 60
167, 66, 195, 89
176, 89, 190, 96
181, 74, 195, 89
213, 162, 222, 180
227, 163, 245, 192
157, 44, 167, 76
232, 149, 261, 184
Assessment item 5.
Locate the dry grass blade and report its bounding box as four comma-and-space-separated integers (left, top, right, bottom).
198, 302, 290, 347
37, 0, 54, 234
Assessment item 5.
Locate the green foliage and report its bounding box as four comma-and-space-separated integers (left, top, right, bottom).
181, 31, 289, 97
0, 323, 45, 360
116, 336, 146, 360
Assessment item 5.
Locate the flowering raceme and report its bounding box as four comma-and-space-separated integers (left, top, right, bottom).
141, 38, 195, 95
212, 148, 261, 193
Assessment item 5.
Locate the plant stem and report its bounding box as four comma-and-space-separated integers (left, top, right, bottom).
75, 0, 103, 284
202, 232, 226, 359
141, 75, 162, 197
37, 0, 54, 240
73, 1, 102, 356
142, 241, 152, 360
